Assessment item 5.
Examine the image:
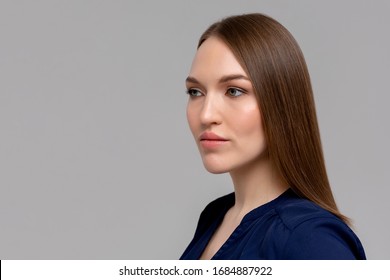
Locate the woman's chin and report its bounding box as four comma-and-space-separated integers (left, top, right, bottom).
202, 161, 230, 174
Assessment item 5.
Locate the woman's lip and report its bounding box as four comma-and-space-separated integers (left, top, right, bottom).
199, 132, 229, 149
199, 131, 228, 141
200, 139, 228, 149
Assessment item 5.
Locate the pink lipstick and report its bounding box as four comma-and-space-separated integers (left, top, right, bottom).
199, 131, 229, 149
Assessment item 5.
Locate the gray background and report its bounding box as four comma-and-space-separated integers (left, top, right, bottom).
0, 0, 389, 259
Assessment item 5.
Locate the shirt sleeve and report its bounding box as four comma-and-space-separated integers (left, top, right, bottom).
282, 217, 366, 260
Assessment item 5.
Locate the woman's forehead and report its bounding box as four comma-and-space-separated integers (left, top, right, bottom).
188, 37, 248, 84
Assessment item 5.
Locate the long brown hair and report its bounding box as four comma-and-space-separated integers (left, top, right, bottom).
198, 13, 349, 224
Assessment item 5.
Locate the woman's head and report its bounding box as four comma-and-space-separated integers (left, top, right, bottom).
186, 36, 267, 175
186, 13, 347, 223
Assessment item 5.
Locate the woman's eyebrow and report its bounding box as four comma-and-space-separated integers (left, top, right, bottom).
185, 76, 200, 84
186, 74, 250, 84
218, 74, 250, 83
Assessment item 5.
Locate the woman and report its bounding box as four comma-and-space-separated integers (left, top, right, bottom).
180, 13, 366, 260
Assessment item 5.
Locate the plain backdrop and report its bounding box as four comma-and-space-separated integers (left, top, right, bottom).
0, 0, 389, 259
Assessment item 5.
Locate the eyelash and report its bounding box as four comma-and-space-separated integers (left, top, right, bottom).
226, 87, 245, 98
186, 88, 203, 97
185, 87, 246, 98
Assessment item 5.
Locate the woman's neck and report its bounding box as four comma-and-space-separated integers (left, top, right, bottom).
229, 156, 288, 216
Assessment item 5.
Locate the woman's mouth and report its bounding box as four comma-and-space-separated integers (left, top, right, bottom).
199, 131, 229, 149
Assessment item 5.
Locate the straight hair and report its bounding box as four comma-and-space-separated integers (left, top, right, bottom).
198, 13, 349, 224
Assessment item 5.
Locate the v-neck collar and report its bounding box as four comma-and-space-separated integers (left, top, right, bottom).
201, 188, 294, 259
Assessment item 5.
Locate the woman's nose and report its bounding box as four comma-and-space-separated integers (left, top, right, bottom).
199, 94, 222, 126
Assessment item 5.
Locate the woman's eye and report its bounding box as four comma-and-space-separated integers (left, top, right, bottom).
226, 88, 245, 97
186, 88, 203, 97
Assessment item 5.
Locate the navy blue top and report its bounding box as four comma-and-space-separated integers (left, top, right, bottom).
180, 189, 366, 260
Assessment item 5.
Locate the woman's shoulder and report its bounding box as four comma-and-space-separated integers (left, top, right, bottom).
272, 193, 366, 259
274, 193, 343, 229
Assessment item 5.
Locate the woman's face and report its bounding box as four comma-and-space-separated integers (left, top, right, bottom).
186, 36, 267, 174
